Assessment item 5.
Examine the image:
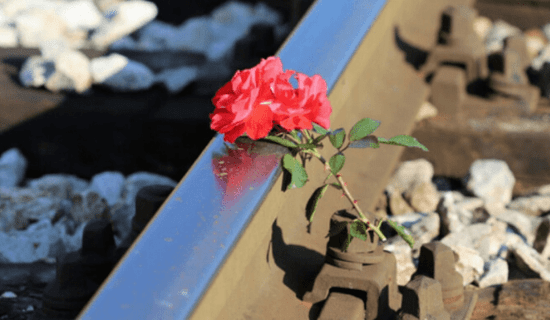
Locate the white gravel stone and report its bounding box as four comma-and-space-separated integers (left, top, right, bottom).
91, 0, 158, 50
89, 171, 125, 207
508, 194, 550, 217
19, 56, 55, 88
0, 148, 27, 188
464, 159, 515, 207
90, 52, 127, 83
94, 56, 155, 92
384, 237, 416, 286
15, 8, 67, 48
1, 291, 17, 299
510, 239, 550, 281
477, 258, 508, 288
385, 159, 434, 196
56, 0, 104, 31
45, 49, 92, 93
155, 65, 199, 94
169, 17, 214, 53
0, 26, 18, 47
448, 245, 484, 286
70, 189, 110, 223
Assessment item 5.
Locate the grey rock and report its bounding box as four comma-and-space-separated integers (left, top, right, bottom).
487, 206, 541, 246
0, 26, 18, 47
26, 173, 89, 199
19, 56, 55, 88
387, 212, 439, 251
403, 181, 440, 213
56, 0, 104, 31
45, 49, 92, 93
477, 258, 508, 288
464, 159, 515, 206
448, 244, 484, 286
389, 191, 415, 216
89, 171, 125, 207
0, 148, 27, 188
385, 159, 434, 196
384, 237, 416, 286
509, 239, 550, 281
14, 8, 67, 48
91, 0, 158, 50
507, 194, 550, 217
95, 56, 155, 92
70, 189, 110, 223
155, 65, 199, 93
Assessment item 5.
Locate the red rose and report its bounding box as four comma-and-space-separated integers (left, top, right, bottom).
210, 57, 286, 143
271, 73, 332, 131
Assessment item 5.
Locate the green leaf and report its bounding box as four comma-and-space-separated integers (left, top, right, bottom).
330, 182, 342, 190
328, 153, 345, 175
326, 220, 348, 238
329, 128, 345, 149
312, 123, 328, 135
349, 221, 369, 241
349, 118, 381, 141
312, 134, 328, 145
378, 135, 428, 151
306, 184, 329, 223
263, 135, 298, 149
386, 219, 415, 248
282, 154, 308, 189
349, 135, 380, 149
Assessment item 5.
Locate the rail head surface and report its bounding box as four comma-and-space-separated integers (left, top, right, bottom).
77, 0, 389, 319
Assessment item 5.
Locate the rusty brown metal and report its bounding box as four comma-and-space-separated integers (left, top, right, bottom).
422, 5, 489, 83
430, 66, 467, 116
399, 276, 451, 320
317, 291, 366, 320
303, 212, 401, 320
410, 242, 478, 319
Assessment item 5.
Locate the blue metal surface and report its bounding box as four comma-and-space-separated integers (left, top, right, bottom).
77, 0, 388, 319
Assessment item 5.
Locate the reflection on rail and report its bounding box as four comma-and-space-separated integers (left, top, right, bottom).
77, 0, 389, 318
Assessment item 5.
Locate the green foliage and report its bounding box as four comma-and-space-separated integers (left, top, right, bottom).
349, 118, 381, 141
386, 219, 415, 248
306, 184, 329, 222
263, 135, 298, 148
378, 135, 428, 151
282, 154, 308, 189
326, 220, 348, 238
349, 135, 380, 149
328, 153, 345, 175
312, 123, 328, 135
329, 128, 345, 149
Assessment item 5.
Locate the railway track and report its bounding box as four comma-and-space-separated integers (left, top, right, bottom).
1, 0, 549, 319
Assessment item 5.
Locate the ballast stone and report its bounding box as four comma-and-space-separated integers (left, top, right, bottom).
91, 0, 158, 50
0, 148, 27, 188
464, 159, 515, 207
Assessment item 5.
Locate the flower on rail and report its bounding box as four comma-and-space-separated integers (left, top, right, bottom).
209, 56, 332, 142
210, 55, 428, 251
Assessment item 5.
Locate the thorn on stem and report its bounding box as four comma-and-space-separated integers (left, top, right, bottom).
353, 200, 358, 204
340, 193, 345, 198
336, 174, 341, 178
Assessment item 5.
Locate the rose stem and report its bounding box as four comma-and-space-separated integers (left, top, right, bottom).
308, 146, 387, 241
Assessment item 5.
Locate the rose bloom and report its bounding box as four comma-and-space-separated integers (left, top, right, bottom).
271, 72, 332, 131
210, 56, 332, 142
210, 57, 286, 143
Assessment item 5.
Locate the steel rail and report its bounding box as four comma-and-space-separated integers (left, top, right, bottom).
77, 0, 390, 319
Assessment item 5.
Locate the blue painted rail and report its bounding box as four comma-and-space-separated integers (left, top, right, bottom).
77, 0, 389, 318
